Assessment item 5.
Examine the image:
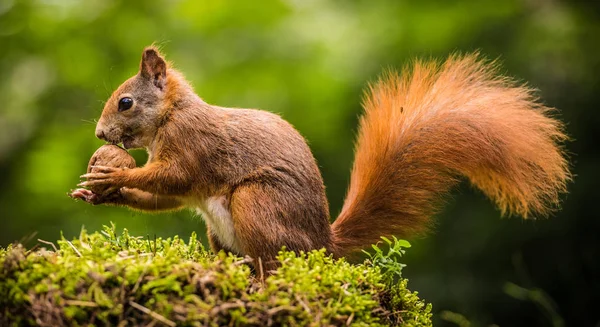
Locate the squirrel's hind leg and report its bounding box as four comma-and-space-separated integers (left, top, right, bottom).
230, 183, 322, 274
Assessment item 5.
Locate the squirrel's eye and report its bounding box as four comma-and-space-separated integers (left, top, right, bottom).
118, 97, 134, 112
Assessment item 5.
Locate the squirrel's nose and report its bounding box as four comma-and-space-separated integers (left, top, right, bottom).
95, 129, 106, 141
95, 118, 107, 141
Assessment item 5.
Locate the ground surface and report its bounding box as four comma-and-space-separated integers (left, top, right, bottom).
0, 225, 432, 326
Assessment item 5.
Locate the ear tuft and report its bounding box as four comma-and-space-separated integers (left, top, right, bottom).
140, 46, 167, 90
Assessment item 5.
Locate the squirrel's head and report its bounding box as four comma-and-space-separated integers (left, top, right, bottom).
95, 46, 170, 149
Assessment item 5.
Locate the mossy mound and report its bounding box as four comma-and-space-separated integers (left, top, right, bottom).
0, 225, 432, 326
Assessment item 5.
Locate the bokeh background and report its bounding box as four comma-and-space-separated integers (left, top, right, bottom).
1, 0, 599, 326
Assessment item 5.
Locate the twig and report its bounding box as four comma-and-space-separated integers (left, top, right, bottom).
64, 300, 98, 307
209, 300, 245, 316
258, 257, 264, 283
37, 239, 58, 252
132, 265, 149, 294
66, 240, 82, 257
295, 294, 311, 314
267, 305, 294, 315
232, 256, 254, 266
117, 253, 153, 261
25, 244, 40, 255
129, 301, 176, 327
346, 312, 355, 326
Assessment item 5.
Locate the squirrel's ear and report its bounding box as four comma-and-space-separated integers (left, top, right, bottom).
140, 47, 167, 90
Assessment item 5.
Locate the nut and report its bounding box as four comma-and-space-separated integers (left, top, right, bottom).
87, 145, 136, 195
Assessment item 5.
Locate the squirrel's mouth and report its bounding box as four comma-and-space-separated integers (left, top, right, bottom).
121, 135, 135, 149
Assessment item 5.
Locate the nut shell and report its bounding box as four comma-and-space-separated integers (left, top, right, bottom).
87, 145, 136, 195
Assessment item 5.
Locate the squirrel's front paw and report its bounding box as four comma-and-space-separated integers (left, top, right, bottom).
69, 188, 122, 205
69, 188, 104, 205
78, 166, 126, 193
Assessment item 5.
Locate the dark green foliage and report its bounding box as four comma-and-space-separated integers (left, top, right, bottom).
0, 225, 431, 326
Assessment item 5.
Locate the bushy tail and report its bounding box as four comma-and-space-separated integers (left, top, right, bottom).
330, 53, 570, 256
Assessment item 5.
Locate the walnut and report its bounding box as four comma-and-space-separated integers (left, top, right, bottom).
86, 145, 136, 195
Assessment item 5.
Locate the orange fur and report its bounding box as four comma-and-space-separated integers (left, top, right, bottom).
331, 54, 570, 256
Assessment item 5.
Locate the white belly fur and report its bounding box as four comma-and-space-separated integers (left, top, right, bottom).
195, 196, 241, 253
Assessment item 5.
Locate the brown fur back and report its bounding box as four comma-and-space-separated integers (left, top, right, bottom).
331, 54, 570, 256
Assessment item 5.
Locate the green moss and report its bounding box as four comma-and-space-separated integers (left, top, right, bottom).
0, 224, 432, 326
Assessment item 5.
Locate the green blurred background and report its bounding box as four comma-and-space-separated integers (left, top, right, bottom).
1, 0, 598, 326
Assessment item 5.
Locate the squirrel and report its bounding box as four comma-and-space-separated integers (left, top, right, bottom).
71, 46, 570, 271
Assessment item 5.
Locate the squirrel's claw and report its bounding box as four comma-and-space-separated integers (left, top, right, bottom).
80, 172, 109, 180
78, 180, 107, 188
81, 166, 124, 180
80, 170, 121, 181
78, 174, 124, 189
90, 165, 121, 173
80, 167, 126, 189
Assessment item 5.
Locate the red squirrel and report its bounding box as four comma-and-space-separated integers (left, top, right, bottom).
71, 46, 570, 270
